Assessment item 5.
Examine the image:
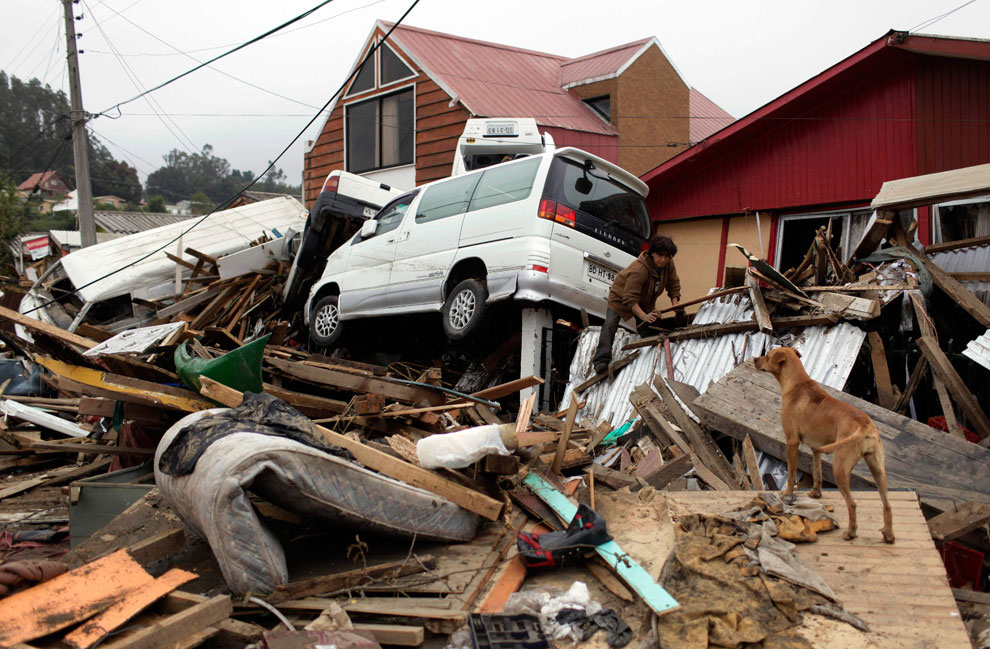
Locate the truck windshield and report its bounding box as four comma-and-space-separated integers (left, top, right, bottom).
544, 157, 650, 254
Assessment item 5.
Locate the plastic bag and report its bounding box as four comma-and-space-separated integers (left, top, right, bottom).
416, 424, 510, 469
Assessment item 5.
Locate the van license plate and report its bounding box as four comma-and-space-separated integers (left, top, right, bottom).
485, 121, 516, 136
587, 262, 616, 284
362, 206, 377, 218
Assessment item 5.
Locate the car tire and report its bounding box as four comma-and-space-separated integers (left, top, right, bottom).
310, 295, 343, 347
442, 278, 487, 341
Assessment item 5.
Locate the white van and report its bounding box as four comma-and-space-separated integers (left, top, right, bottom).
451, 118, 555, 176
304, 147, 651, 346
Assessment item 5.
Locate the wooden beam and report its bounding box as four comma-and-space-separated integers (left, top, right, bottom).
911, 246, 990, 328
470, 375, 544, 402
742, 434, 765, 491
849, 213, 892, 263
96, 594, 232, 649
649, 286, 748, 315
575, 352, 638, 392
351, 624, 424, 647
550, 395, 578, 475
638, 452, 692, 490
198, 378, 503, 520
266, 357, 444, 406
917, 336, 990, 443
894, 355, 929, 414
925, 235, 990, 255
867, 332, 896, 409
949, 272, 990, 282
745, 273, 772, 334
0, 305, 96, 350
927, 501, 990, 541
271, 556, 435, 603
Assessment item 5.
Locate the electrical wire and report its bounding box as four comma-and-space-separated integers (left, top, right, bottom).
23, 0, 422, 316
909, 0, 977, 32
93, 0, 340, 118
4, 5, 61, 75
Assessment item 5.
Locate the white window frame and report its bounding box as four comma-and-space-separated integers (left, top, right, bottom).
932, 194, 990, 244
343, 83, 417, 175
378, 42, 417, 90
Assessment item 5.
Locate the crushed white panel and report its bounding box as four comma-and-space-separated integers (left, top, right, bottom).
964, 329, 990, 372
1, 399, 89, 438
83, 322, 185, 357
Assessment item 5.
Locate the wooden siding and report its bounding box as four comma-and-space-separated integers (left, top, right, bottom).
915, 55, 990, 176
647, 58, 918, 221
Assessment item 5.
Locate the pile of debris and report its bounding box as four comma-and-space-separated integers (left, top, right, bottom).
0, 175, 987, 648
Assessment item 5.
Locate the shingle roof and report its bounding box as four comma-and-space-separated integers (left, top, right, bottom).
688, 88, 735, 143
93, 211, 195, 235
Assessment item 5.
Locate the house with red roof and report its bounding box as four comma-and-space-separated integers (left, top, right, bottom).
303, 22, 732, 204
17, 171, 71, 199
640, 31, 990, 304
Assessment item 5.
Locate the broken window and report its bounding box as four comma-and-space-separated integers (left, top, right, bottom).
775, 212, 851, 274
346, 88, 414, 173
933, 196, 990, 243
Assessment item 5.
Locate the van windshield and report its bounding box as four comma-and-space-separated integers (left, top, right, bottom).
544, 157, 650, 254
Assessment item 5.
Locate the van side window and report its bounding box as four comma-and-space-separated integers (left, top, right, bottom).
469, 157, 541, 212
415, 174, 481, 224
357, 190, 418, 242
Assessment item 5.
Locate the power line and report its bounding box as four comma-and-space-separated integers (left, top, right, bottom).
94, 0, 340, 118
24, 0, 422, 316
910, 0, 977, 32
4, 6, 61, 74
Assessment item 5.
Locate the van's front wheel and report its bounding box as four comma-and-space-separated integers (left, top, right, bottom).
443, 279, 487, 341
310, 295, 343, 347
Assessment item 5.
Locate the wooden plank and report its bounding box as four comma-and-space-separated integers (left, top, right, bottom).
515, 392, 536, 435
0, 459, 111, 500
31, 441, 154, 456
912, 246, 990, 328
868, 332, 896, 409
927, 501, 990, 541
745, 273, 772, 334
926, 235, 990, 255
894, 356, 929, 414
471, 375, 544, 401
64, 569, 197, 649
585, 464, 638, 491
692, 361, 990, 509
575, 352, 638, 392
522, 472, 679, 616
97, 594, 232, 649
0, 549, 155, 646
849, 214, 893, 263
917, 335, 990, 443
0, 304, 97, 350
953, 588, 990, 605
266, 357, 444, 406
639, 452, 692, 490
550, 395, 578, 475
742, 434, 765, 491
198, 378, 503, 521
351, 624, 424, 647
271, 556, 435, 602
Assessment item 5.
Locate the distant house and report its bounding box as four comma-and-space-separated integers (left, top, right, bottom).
166, 202, 193, 216
222, 190, 302, 210
303, 22, 732, 205
17, 171, 71, 198
93, 211, 194, 235
93, 195, 128, 209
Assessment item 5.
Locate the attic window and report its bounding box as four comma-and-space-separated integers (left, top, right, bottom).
380, 44, 415, 85
584, 95, 611, 122
348, 59, 375, 96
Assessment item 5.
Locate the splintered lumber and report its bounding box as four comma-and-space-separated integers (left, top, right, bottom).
927, 502, 990, 541
266, 357, 444, 406
37, 357, 213, 412
199, 378, 502, 520
912, 246, 990, 328
916, 336, 990, 444
0, 549, 155, 646
652, 376, 741, 488
0, 304, 97, 350
0, 459, 111, 500
575, 352, 639, 392
95, 594, 232, 649
867, 332, 896, 410
651, 286, 748, 315
64, 568, 197, 649
817, 292, 881, 320
585, 464, 638, 491
522, 472, 679, 616
0, 398, 90, 437
550, 395, 579, 475
745, 273, 772, 334
742, 434, 765, 491
693, 361, 990, 510
849, 213, 893, 263
627, 314, 841, 350
638, 452, 693, 490
894, 355, 929, 414
351, 624, 425, 647
470, 375, 544, 401
271, 556, 436, 603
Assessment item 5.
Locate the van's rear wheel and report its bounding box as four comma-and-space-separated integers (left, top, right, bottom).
442, 278, 487, 341
310, 295, 343, 347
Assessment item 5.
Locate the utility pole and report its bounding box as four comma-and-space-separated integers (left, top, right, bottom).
62, 0, 96, 247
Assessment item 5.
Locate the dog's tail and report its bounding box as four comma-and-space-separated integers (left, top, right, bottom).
817, 430, 879, 455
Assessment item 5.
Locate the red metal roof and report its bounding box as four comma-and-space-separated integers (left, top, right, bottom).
386, 22, 616, 135
559, 38, 652, 88
17, 171, 65, 191
688, 88, 735, 143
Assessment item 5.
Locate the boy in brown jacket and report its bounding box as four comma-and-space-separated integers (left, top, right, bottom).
592, 235, 681, 374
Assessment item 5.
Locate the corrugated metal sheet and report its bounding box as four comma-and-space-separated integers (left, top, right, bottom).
94, 211, 195, 234
62, 197, 307, 303
388, 23, 616, 136
48, 230, 124, 247
931, 245, 990, 307
963, 329, 990, 372
561, 291, 867, 428
559, 38, 651, 87
689, 88, 735, 143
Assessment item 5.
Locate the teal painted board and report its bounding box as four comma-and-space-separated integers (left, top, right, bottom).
522, 472, 679, 615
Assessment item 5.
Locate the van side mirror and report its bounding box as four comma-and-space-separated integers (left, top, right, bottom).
360, 219, 378, 237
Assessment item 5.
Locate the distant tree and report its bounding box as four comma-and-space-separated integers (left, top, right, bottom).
189, 191, 213, 215
145, 194, 166, 213
0, 176, 26, 268
146, 147, 300, 203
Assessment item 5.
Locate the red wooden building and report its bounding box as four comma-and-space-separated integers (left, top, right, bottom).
303, 21, 732, 206
640, 31, 990, 301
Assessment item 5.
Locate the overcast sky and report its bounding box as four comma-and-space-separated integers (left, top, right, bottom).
1, 0, 987, 193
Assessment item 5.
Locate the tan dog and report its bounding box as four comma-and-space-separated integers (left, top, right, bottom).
755, 347, 894, 543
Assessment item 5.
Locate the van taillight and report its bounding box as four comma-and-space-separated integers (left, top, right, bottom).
323, 175, 340, 192
537, 199, 576, 228
641, 241, 650, 253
